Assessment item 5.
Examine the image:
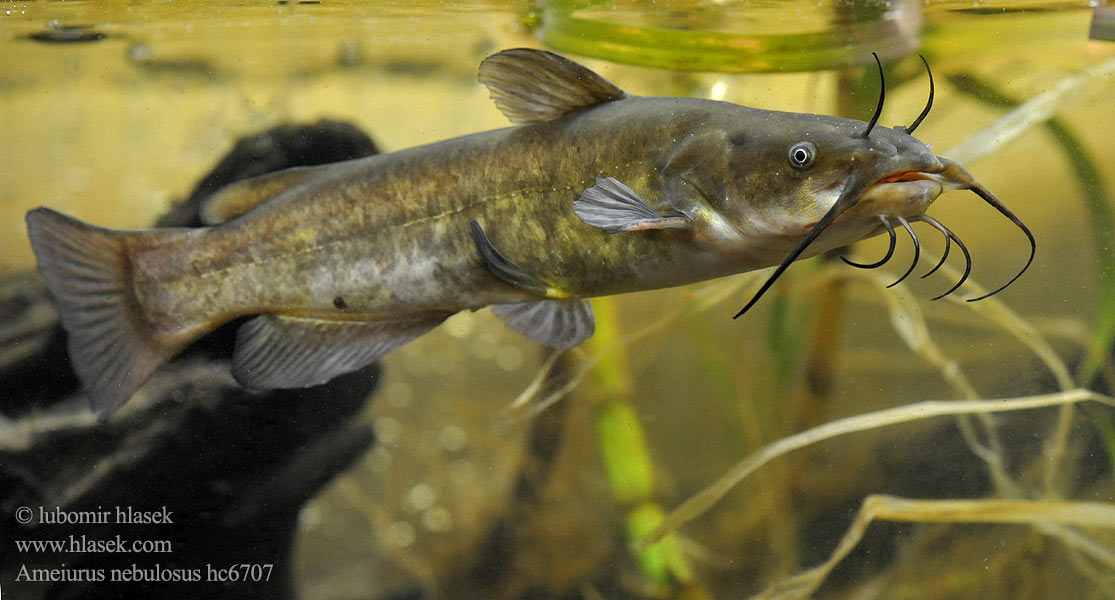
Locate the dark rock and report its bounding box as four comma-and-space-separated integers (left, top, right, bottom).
156, 120, 379, 229
2, 121, 382, 599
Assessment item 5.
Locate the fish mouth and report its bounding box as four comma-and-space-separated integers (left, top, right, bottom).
733, 157, 1034, 318
858, 169, 945, 215
839, 160, 1035, 302
877, 170, 937, 184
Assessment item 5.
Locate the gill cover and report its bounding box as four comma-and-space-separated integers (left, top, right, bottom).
733, 173, 872, 317
735, 53, 888, 318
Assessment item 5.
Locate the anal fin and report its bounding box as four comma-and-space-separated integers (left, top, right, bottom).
232, 313, 450, 390
574, 177, 690, 234
491, 299, 595, 350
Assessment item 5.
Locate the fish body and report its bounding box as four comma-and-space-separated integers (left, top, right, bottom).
144, 99, 755, 323
25, 49, 1030, 419
134, 98, 937, 318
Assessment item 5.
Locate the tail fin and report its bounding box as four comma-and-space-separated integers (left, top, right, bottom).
26, 208, 179, 421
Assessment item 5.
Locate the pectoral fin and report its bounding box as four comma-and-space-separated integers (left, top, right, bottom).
478, 48, 627, 125
574, 177, 691, 234
492, 299, 595, 350
232, 313, 450, 389
470, 220, 567, 298
201, 166, 319, 224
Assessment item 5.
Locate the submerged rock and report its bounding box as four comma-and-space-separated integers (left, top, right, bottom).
0, 121, 382, 599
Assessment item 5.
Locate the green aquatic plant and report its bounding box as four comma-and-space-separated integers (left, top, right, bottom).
587, 296, 699, 592
530, 0, 916, 73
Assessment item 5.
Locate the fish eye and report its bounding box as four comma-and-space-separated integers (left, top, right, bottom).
788, 141, 817, 169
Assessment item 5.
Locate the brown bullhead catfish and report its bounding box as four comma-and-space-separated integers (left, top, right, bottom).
25, 48, 1033, 420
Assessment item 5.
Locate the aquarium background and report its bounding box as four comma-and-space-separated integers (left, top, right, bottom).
2, 1, 1114, 599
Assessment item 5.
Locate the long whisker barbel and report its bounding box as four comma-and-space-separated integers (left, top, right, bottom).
962, 184, 1036, 302
918, 214, 951, 278
904, 55, 934, 135
732, 55, 1032, 319
887, 216, 920, 287
839, 215, 921, 287
842, 215, 895, 269
733, 51, 893, 318
733, 177, 866, 318
860, 52, 885, 138
918, 215, 972, 301
934, 158, 1037, 302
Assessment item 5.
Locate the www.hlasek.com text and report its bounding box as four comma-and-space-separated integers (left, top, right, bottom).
16, 535, 172, 554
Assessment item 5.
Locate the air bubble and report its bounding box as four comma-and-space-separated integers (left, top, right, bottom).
385, 520, 416, 547
438, 425, 467, 452
374, 416, 401, 445
406, 483, 437, 512
422, 507, 453, 532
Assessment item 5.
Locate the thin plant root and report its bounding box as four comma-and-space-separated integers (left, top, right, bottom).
750, 494, 1115, 600
639, 389, 1112, 548
841, 251, 1082, 496
821, 265, 1017, 494
919, 254, 1078, 495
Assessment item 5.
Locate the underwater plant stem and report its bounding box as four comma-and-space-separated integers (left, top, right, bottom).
532, 1, 916, 73
800, 273, 847, 423
944, 69, 1111, 493
943, 57, 1115, 166
942, 65, 1115, 490
587, 296, 696, 587
597, 400, 654, 504
640, 389, 1112, 548
501, 277, 757, 424
626, 502, 695, 587
849, 268, 1018, 495
854, 250, 1082, 495
752, 494, 1115, 600
766, 285, 799, 390
942, 258, 1079, 495
946, 71, 1115, 386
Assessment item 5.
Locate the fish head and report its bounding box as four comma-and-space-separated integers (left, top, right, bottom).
706, 107, 1033, 318
715, 111, 947, 254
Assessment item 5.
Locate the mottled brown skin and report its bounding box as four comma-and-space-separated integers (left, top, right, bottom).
129, 96, 943, 337
28, 49, 973, 420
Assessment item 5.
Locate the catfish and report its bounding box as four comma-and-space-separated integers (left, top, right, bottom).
25, 49, 1033, 420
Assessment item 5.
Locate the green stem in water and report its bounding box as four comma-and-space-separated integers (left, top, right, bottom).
588, 297, 694, 586
532, 3, 915, 73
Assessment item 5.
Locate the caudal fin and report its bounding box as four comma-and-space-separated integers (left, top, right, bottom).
26, 208, 178, 421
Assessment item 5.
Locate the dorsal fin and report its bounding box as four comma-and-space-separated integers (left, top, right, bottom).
200, 166, 318, 224
478, 48, 627, 125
